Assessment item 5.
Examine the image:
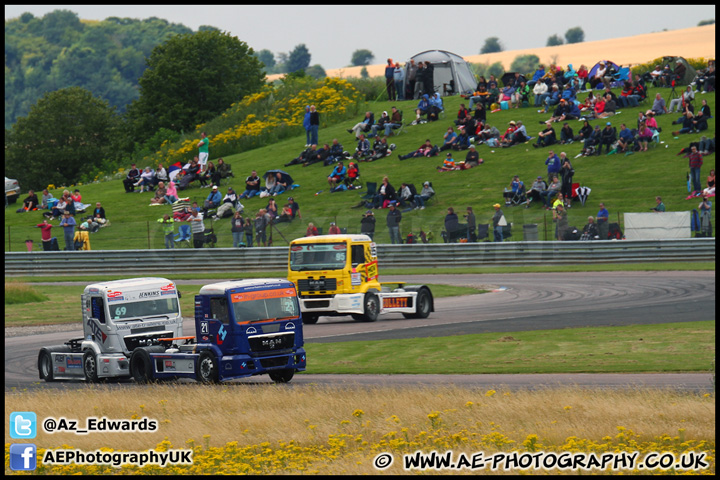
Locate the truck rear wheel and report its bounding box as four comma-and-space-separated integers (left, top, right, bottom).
130, 348, 155, 384
358, 292, 380, 322
38, 350, 55, 382
83, 350, 101, 383
197, 351, 219, 384
403, 288, 432, 319
269, 369, 294, 383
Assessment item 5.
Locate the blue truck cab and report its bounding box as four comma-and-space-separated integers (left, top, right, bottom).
129, 279, 306, 383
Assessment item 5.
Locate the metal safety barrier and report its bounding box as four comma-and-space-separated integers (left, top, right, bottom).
4, 238, 715, 276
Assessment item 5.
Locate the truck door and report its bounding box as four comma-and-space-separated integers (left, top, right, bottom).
198, 296, 234, 351
85, 296, 110, 346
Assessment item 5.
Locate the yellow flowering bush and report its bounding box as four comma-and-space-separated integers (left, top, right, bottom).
145, 77, 363, 167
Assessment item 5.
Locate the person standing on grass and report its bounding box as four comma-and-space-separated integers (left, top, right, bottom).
685, 146, 704, 195
309, 105, 320, 147
385, 58, 396, 100
35, 219, 53, 251
197, 131, 209, 173
189, 208, 206, 248
59, 210, 76, 251
597, 203, 609, 240
386, 202, 402, 244
492, 203, 505, 243
158, 214, 176, 249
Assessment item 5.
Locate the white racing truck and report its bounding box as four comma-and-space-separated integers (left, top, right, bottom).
38, 278, 183, 382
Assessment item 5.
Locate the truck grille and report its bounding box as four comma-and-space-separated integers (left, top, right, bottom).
259, 357, 290, 369
248, 332, 295, 354
123, 332, 173, 351
298, 278, 337, 293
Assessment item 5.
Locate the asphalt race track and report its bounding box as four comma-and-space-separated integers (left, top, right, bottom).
4, 272, 715, 392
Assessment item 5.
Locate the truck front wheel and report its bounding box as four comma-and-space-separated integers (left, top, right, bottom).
197, 351, 219, 384
269, 369, 294, 383
302, 314, 319, 325
83, 350, 101, 383
358, 292, 380, 322
38, 350, 55, 382
130, 348, 154, 384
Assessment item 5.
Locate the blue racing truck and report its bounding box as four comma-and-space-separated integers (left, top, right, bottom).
38, 278, 306, 384
129, 279, 306, 383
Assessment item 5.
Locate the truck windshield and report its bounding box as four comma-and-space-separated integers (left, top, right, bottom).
232, 294, 300, 323
108, 298, 180, 321
290, 242, 346, 271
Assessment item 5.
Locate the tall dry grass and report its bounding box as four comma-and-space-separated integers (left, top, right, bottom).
5, 384, 714, 453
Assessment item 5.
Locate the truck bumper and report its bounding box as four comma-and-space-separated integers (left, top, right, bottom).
219, 348, 307, 381
97, 353, 131, 379
299, 294, 365, 315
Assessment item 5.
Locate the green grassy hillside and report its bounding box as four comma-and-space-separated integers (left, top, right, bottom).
4, 87, 715, 251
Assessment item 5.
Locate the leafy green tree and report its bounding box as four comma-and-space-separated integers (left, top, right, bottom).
564, 27, 584, 44
255, 49, 276, 70
510, 54, 540, 74
127, 29, 265, 141
546, 34, 564, 47
360, 66, 369, 79
5, 87, 121, 190
697, 19, 715, 26
286, 43, 311, 73
305, 64, 327, 80
486, 61, 505, 79
480, 37, 503, 54
350, 49, 374, 66
4, 11, 192, 129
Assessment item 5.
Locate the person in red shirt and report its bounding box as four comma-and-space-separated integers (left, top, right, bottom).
328, 222, 341, 235
35, 219, 53, 251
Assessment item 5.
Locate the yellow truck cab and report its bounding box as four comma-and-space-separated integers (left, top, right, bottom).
288, 234, 433, 324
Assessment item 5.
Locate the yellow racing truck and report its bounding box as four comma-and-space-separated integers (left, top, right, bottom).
288, 234, 433, 324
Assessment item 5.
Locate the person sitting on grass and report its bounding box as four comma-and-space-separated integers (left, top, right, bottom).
398, 139, 439, 161
327, 161, 347, 189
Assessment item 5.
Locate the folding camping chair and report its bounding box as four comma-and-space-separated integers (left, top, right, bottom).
574, 186, 591, 207
360, 181, 377, 200
506, 186, 528, 207
476, 224, 489, 242
174, 224, 191, 247
391, 111, 406, 136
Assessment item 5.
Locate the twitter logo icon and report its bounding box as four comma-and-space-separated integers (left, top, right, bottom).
10, 412, 37, 439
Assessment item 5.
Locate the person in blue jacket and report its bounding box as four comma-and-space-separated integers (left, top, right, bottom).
545, 150, 562, 184
413, 94, 431, 124
529, 65, 545, 88
303, 106, 312, 147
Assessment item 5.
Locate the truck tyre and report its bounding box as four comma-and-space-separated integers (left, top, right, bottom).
130, 348, 155, 384
83, 350, 101, 383
38, 350, 55, 382
403, 288, 432, 319
269, 369, 294, 383
359, 292, 380, 322
302, 314, 319, 325
197, 351, 219, 384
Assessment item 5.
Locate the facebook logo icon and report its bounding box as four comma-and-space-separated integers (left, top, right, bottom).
10, 444, 37, 471
10, 411, 37, 439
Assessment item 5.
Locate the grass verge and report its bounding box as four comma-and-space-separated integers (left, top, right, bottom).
305, 321, 715, 374
3, 283, 483, 327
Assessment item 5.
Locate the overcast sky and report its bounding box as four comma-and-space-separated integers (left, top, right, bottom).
5, 5, 716, 70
